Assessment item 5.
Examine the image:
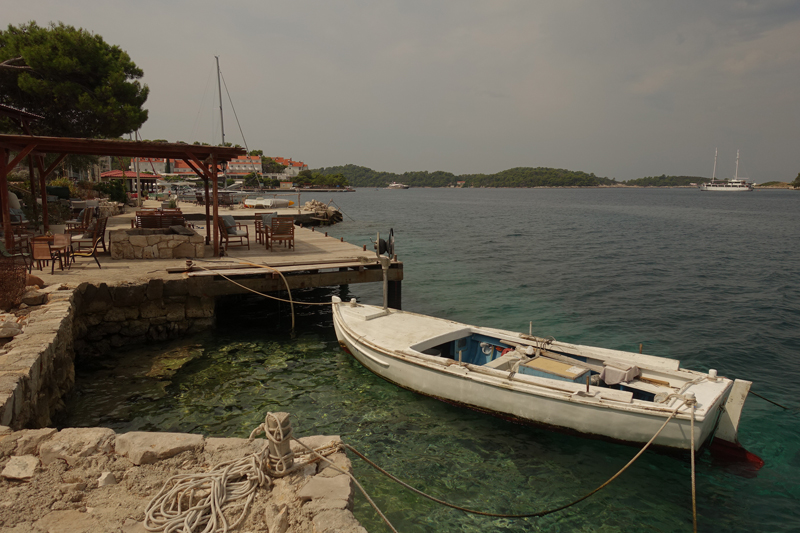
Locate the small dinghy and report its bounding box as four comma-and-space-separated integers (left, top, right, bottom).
332, 297, 756, 453
243, 197, 294, 208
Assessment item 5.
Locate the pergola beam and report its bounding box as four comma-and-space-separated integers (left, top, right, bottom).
0, 133, 245, 255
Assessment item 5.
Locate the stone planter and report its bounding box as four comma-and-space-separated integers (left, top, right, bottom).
110, 227, 205, 259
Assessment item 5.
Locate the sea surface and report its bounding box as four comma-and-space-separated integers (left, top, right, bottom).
62, 187, 800, 532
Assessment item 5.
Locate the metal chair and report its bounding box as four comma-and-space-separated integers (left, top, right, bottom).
0, 239, 31, 272
71, 237, 102, 269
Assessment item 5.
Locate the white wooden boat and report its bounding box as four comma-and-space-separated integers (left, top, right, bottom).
386, 182, 409, 189
332, 297, 753, 452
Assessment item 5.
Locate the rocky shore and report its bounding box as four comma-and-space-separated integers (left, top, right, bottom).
0, 426, 366, 532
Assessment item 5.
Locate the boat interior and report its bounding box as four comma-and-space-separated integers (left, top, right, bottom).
410, 329, 685, 403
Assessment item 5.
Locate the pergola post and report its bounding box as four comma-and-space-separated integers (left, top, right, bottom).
1, 149, 12, 250
204, 176, 211, 245
211, 154, 220, 257
27, 156, 39, 233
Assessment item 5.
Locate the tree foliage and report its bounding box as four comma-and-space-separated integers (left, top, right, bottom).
315, 165, 617, 188
622, 175, 708, 187
792, 173, 800, 188
0, 21, 148, 137
261, 157, 287, 174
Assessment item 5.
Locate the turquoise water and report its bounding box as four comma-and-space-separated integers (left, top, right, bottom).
63, 188, 800, 532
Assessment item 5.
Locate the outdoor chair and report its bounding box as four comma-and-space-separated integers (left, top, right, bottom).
0, 239, 31, 272
71, 238, 102, 270
31, 240, 63, 274
66, 208, 93, 235
52, 233, 73, 268
269, 217, 295, 250
74, 216, 108, 252
218, 215, 250, 251
254, 212, 277, 247
195, 192, 206, 206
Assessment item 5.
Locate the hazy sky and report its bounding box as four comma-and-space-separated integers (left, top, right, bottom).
7, 1, 800, 181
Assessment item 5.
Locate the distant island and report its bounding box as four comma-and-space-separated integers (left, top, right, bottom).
314, 164, 713, 188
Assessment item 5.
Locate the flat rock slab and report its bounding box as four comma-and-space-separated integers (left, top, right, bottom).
14, 427, 57, 455
39, 427, 115, 465
116, 431, 204, 465
2, 454, 39, 480
297, 474, 352, 503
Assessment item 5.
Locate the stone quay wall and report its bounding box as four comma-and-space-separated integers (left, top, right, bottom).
72, 278, 216, 360
109, 228, 205, 260
0, 287, 76, 429
1, 278, 217, 429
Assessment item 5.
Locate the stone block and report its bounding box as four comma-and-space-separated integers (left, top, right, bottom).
195, 244, 205, 257
297, 475, 352, 503
97, 471, 117, 486
0, 321, 23, 338
185, 297, 214, 318
112, 285, 147, 307
187, 317, 214, 333
115, 431, 204, 465
119, 320, 150, 337
2, 454, 39, 480
143, 247, 155, 259
146, 279, 164, 300
21, 290, 47, 306
129, 235, 148, 248
83, 284, 113, 314
311, 509, 367, 533
140, 300, 166, 319
14, 428, 57, 455
103, 307, 127, 322
173, 242, 196, 258
163, 280, 189, 297
165, 304, 185, 322
317, 452, 352, 478
39, 427, 115, 465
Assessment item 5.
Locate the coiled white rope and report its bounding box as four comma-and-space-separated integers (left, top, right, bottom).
143, 413, 339, 533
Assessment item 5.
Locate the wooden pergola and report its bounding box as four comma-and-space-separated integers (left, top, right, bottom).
0, 133, 246, 257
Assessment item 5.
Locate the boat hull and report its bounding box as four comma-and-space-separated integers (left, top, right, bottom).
332, 302, 730, 451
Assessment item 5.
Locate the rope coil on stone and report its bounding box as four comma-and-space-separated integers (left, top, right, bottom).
143, 412, 340, 533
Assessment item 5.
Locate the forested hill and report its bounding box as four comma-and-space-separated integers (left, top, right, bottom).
622, 175, 708, 186
314, 164, 618, 187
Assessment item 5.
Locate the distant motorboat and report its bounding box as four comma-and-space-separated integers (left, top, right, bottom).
386, 182, 409, 189
700, 150, 754, 192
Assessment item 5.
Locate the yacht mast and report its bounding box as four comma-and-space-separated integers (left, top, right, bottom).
215, 56, 225, 146
712, 148, 717, 181
735, 150, 740, 180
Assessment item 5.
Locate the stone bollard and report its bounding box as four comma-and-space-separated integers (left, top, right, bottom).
267, 412, 294, 474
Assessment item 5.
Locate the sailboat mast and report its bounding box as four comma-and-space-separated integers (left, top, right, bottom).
215, 56, 225, 146
735, 150, 740, 180
712, 148, 717, 181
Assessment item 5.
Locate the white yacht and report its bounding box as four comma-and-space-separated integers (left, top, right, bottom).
700, 150, 754, 192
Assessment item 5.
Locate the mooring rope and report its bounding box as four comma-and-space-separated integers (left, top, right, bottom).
344, 399, 690, 520
689, 396, 698, 533
143, 412, 339, 533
